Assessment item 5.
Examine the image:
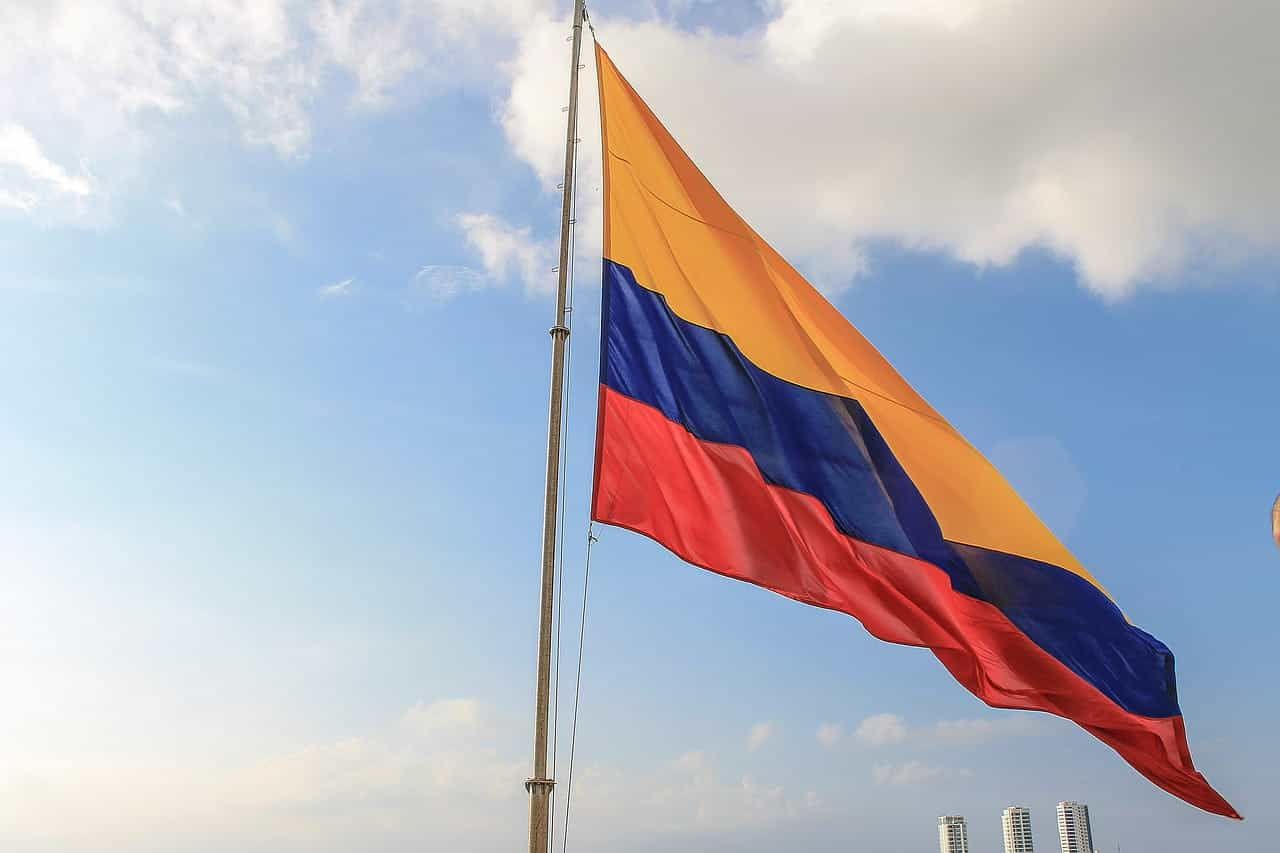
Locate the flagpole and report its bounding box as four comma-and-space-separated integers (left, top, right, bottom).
527, 2, 587, 852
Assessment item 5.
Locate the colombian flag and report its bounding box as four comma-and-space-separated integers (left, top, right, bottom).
589, 44, 1237, 818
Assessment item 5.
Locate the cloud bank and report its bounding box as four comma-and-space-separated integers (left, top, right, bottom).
825, 712, 1046, 749
494, 0, 1280, 298
8, 2, 1277, 296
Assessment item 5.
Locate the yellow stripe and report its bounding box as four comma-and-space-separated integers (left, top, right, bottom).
596, 43, 1110, 596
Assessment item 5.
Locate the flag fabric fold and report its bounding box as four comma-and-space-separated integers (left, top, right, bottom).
589, 42, 1236, 818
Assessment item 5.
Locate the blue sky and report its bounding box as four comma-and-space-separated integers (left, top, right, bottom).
2, 1, 1278, 851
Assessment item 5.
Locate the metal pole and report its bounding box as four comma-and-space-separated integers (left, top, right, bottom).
527, 2, 586, 852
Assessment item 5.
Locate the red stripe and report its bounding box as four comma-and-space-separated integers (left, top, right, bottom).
592, 386, 1239, 818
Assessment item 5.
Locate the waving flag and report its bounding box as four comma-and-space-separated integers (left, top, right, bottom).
589, 44, 1236, 817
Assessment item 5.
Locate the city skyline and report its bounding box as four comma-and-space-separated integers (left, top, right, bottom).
941, 801, 1102, 853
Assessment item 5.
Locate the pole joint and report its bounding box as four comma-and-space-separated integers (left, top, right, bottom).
525, 777, 557, 793
549, 324, 571, 338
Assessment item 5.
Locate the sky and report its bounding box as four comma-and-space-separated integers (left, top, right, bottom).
1, 1, 1278, 851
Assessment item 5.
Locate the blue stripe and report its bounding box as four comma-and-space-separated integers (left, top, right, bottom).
601, 258, 1180, 719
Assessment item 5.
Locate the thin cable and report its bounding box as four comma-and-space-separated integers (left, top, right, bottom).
551, 102, 583, 853
559, 525, 597, 853
549, 490, 566, 842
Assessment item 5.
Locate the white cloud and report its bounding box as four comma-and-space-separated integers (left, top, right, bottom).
312, 0, 543, 107
747, 721, 775, 752
493, 0, 1280, 298
494, 12, 604, 246
816, 722, 843, 749
448, 9, 605, 303
854, 713, 908, 746
765, 0, 984, 63
842, 712, 1046, 750
20, 1, 315, 159
0, 1, 308, 223
10, 0, 1280, 295
8, 1, 1278, 297
0, 123, 93, 217
0, 124, 92, 198
311, 0, 423, 107
872, 760, 969, 787
927, 715, 1045, 746
0, 191, 38, 213
406, 264, 488, 304
457, 212, 556, 297
0, 697, 525, 848
318, 277, 356, 298
673, 750, 707, 773
400, 697, 485, 735
228, 697, 523, 819
573, 754, 817, 839
844, 712, 1044, 742
498, 11, 591, 190
0, 684, 826, 850
0, 0, 540, 226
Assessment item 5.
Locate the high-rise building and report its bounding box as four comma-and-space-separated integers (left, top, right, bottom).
1056, 801, 1094, 853
1002, 806, 1035, 853
938, 815, 969, 853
